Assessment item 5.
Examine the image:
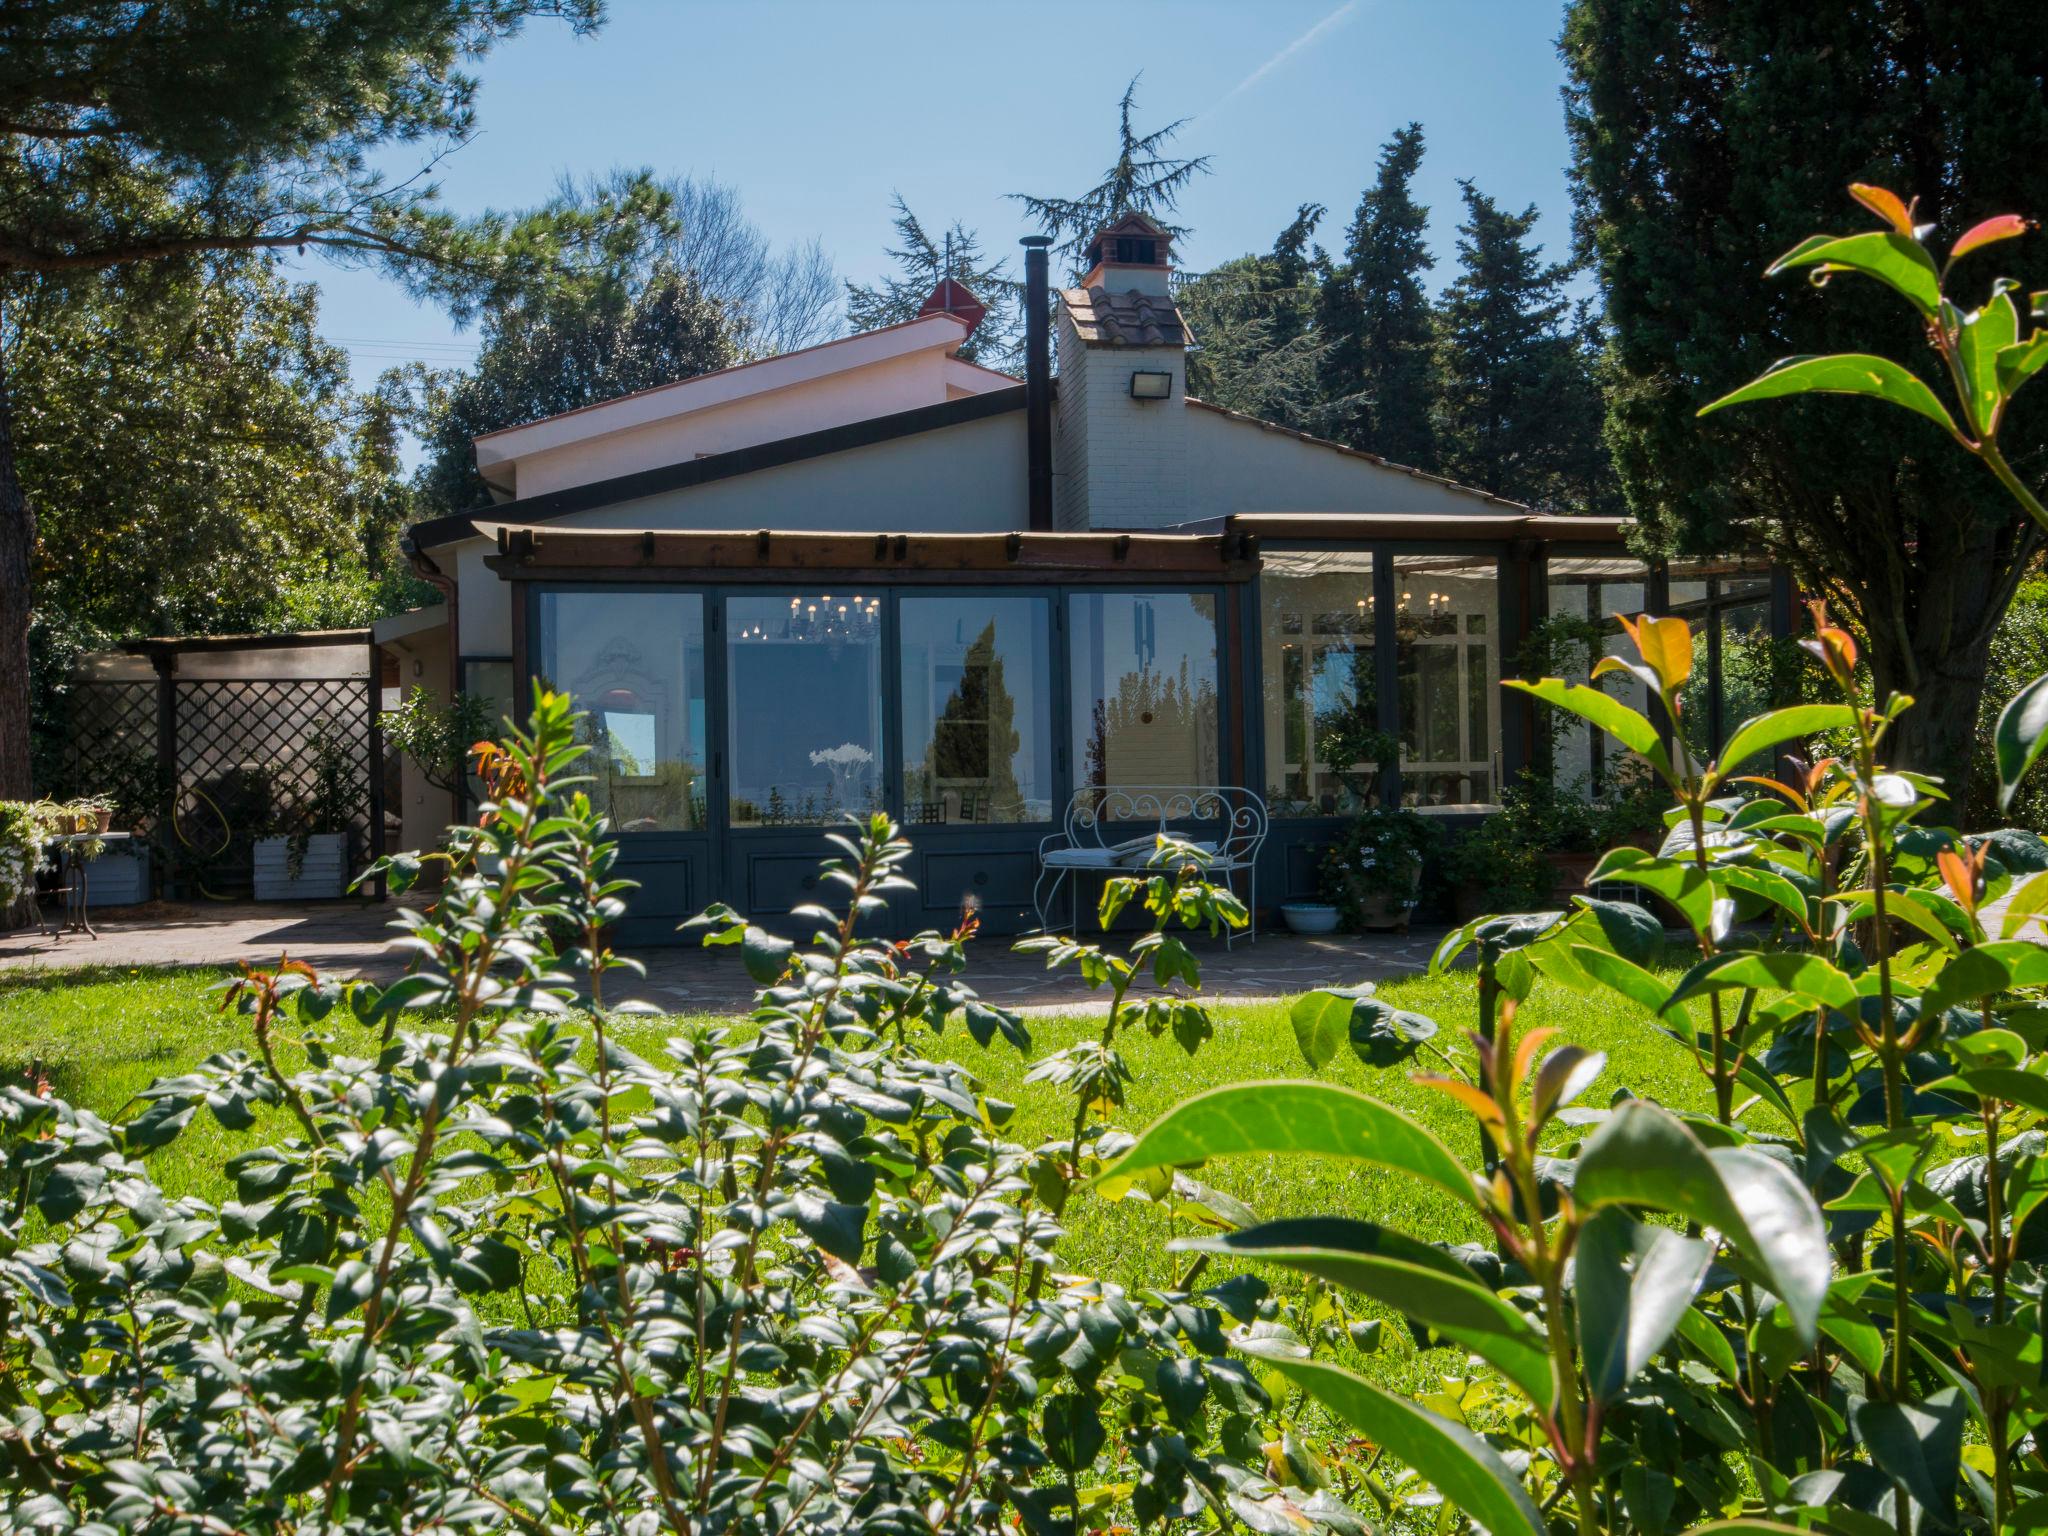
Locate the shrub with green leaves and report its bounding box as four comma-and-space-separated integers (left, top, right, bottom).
0, 689, 1319, 1535
1109, 181, 2048, 1536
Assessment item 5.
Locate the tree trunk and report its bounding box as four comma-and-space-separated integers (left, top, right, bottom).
1859, 513, 2027, 817
0, 352, 31, 802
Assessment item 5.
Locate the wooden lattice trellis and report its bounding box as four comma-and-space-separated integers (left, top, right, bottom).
51, 640, 384, 900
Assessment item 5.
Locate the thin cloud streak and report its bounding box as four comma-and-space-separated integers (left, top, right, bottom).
1202, 0, 1361, 118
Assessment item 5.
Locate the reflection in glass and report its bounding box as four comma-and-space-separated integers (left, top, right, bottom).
1069, 592, 1220, 790
1394, 556, 1499, 807
1542, 558, 1650, 798
1259, 551, 1379, 817
899, 596, 1053, 824
533, 592, 707, 831
727, 592, 883, 826
1671, 562, 1777, 766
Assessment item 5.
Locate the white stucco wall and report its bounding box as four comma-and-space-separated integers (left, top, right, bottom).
1181, 405, 1508, 520
445, 411, 1029, 657
507, 352, 1006, 499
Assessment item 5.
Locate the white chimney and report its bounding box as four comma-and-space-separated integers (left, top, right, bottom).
1052, 213, 1190, 531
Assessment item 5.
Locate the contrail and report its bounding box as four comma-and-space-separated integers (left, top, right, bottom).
1203, 0, 1361, 116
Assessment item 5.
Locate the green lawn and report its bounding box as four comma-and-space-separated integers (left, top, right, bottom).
0, 958, 1729, 1403
0, 959, 1719, 1302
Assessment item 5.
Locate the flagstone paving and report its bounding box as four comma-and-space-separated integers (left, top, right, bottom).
0, 899, 1444, 1013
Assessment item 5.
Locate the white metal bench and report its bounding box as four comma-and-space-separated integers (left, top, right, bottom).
1033, 785, 1268, 945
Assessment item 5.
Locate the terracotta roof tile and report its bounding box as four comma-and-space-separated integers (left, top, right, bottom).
1060, 285, 1191, 348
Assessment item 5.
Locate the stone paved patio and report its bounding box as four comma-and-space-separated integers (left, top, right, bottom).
0, 899, 1446, 1014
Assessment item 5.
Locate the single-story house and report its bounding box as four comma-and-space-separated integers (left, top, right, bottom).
390, 213, 1786, 941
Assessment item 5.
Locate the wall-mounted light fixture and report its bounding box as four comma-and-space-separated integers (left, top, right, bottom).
1129, 369, 1173, 401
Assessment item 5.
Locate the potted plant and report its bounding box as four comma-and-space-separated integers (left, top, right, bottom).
1312, 698, 1399, 814
1315, 807, 1440, 932
254, 724, 361, 901
1442, 798, 1558, 921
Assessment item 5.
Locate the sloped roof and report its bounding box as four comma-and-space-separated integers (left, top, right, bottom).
1060, 285, 1190, 347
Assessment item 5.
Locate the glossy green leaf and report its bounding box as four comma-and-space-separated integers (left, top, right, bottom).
1097, 1081, 1479, 1210
1179, 1218, 1554, 1407
1289, 987, 1362, 1071
1995, 332, 2048, 399
1851, 1389, 1965, 1523
1666, 951, 1859, 1013
1698, 353, 1961, 439
1574, 1209, 1713, 1402
1766, 230, 1941, 315
1574, 1102, 1830, 1342
1236, 1342, 1546, 1536
1503, 679, 1675, 781
1715, 704, 1857, 778
1711, 865, 1813, 934
1585, 848, 1716, 937
1996, 670, 2048, 812
1920, 939, 2048, 1017
1957, 287, 2022, 435
1569, 944, 1674, 1015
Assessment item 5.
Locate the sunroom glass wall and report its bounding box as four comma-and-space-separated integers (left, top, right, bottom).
1543, 557, 1650, 800
898, 596, 1055, 825
1258, 551, 1378, 817
727, 593, 884, 827
1069, 592, 1220, 791
533, 591, 708, 831
1393, 556, 1500, 808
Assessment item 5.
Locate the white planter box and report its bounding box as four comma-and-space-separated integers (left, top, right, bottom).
84, 845, 151, 907
253, 833, 350, 901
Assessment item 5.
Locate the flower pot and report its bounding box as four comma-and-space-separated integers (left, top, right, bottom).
84, 843, 149, 906
1281, 902, 1341, 935
93, 808, 113, 834
253, 833, 349, 901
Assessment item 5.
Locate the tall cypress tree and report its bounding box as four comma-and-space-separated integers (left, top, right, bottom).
1433, 182, 1610, 510
1319, 124, 1438, 467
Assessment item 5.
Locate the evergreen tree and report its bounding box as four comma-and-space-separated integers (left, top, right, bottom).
1319, 123, 1438, 467
1433, 182, 1611, 510
1179, 208, 1328, 431
844, 194, 1023, 370
415, 257, 740, 515
0, 0, 654, 797
928, 622, 1021, 814
1562, 0, 2048, 805
1012, 76, 1211, 276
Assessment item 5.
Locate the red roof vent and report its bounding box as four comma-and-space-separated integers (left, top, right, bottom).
917, 277, 987, 340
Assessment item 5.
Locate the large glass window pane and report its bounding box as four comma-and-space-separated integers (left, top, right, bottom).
1258, 551, 1378, 817
728, 591, 883, 826
533, 592, 707, 831
1394, 556, 1499, 807
1542, 557, 1650, 797
899, 595, 1054, 824
1070, 591, 1220, 790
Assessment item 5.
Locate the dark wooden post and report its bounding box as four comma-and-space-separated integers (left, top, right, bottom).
1373, 553, 1401, 808
152, 649, 176, 900
366, 636, 387, 900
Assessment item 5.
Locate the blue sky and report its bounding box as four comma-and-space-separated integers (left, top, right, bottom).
304, 0, 1580, 388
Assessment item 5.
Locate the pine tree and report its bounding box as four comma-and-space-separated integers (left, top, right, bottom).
843, 194, 1023, 370
1319, 124, 1438, 467
1432, 182, 1610, 510
1012, 76, 1210, 276
1179, 208, 1328, 431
